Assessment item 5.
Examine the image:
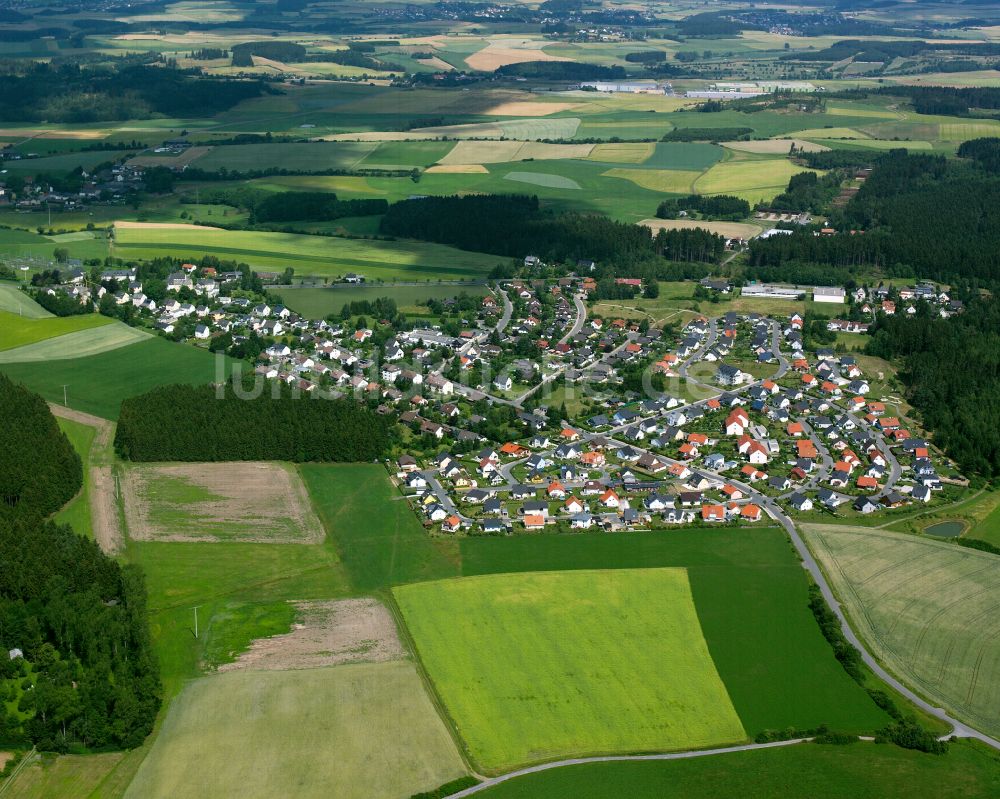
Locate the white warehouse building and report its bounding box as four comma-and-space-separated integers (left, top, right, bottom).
813, 286, 846, 304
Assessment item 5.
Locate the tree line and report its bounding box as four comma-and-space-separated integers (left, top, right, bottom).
866, 298, 1000, 479
114, 383, 391, 463
379, 193, 724, 265
0, 375, 160, 751
202, 187, 387, 223
0, 63, 267, 122
656, 193, 750, 221
750, 151, 1000, 287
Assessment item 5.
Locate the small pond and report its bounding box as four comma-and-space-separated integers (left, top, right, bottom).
925, 521, 965, 538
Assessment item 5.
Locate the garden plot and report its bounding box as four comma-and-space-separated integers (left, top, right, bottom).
122, 462, 324, 543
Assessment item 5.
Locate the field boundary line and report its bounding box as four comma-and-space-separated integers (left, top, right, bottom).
382, 589, 484, 780
0, 746, 37, 796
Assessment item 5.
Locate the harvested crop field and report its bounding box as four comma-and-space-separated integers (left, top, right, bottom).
588, 142, 655, 163
437, 139, 593, 165
465, 40, 570, 72
723, 139, 830, 154
803, 524, 1000, 739
424, 164, 489, 174
125, 661, 466, 799
415, 56, 454, 71
0, 128, 109, 139
504, 171, 581, 189
639, 218, 763, 239
122, 462, 324, 543
788, 127, 869, 140
604, 168, 701, 194
219, 598, 405, 672
484, 100, 579, 116
128, 145, 213, 168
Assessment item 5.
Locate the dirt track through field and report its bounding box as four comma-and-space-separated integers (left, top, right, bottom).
48, 404, 123, 554
218, 598, 405, 672
91, 467, 124, 554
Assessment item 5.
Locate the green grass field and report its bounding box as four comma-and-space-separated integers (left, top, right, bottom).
0, 311, 113, 351
0, 321, 151, 363
0, 337, 232, 419
53, 416, 95, 539
303, 468, 891, 739
694, 158, 819, 204
471, 740, 1000, 799
970, 495, 1000, 546
279, 283, 487, 319
300, 463, 457, 592
0, 150, 132, 173
112, 224, 501, 280
124, 662, 466, 799
503, 170, 582, 189
360, 140, 455, 168
0, 227, 109, 261
1, 752, 127, 799
0, 282, 51, 318
395, 569, 746, 772
250, 155, 667, 221
457, 531, 891, 738
189, 141, 378, 171
803, 524, 1000, 739
129, 537, 348, 696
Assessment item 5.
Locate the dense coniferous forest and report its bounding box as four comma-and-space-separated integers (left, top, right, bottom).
767, 170, 843, 213
0, 63, 266, 122
957, 136, 1000, 172
750, 150, 1000, 286
0, 377, 81, 522
380, 194, 723, 264
866, 299, 1000, 478
202, 187, 387, 223
0, 376, 160, 751
495, 61, 626, 80
656, 194, 750, 220
115, 383, 391, 462
753, 148, 1000, 477
661, 127, 754, 142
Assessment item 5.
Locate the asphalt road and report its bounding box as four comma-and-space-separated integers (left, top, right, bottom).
558, 292, 588, 345
446, 738, 814, 798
